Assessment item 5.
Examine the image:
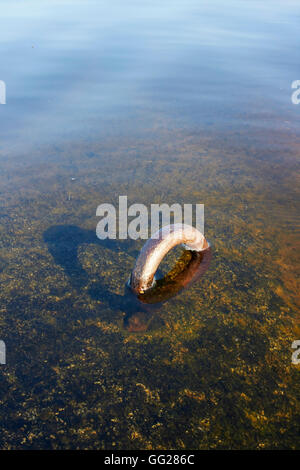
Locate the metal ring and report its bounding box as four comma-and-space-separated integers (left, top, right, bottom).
129, 224, 210, 294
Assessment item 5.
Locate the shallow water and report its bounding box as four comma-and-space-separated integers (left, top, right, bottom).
0, 0, 299, 449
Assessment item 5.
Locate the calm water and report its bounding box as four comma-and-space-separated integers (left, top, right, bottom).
0, 0, 299, 449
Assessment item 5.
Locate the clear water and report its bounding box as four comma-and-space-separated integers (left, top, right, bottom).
0, 0, 299, 449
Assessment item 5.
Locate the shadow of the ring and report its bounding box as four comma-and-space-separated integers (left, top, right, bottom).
43, 224, 211, 333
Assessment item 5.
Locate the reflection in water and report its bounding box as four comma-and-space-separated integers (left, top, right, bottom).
1, 0, 300, 154
125, 247, 212, 332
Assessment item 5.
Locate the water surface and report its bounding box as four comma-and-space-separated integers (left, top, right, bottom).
0, 0, 299, 449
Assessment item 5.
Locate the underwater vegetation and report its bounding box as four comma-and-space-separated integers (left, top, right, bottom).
0, 123, 299, 449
